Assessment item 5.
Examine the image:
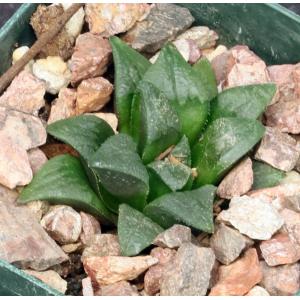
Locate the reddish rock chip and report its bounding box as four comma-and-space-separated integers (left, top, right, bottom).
82, 234, 120, 260
260, 261, 300, 296
97, 281, 139, 296
83, 255, 158, 285
211, 45, 271, 91
80, 212, 101, 245
144, 247, 176, 295
85, 3, 150, 37
48, 88, 77, 124
25, 270, 67, 294
254, 127, 300, 172
153, 224, 191, 249
0, 201, 68, 270
41, 205, 82, 245
210, 248, 262, 296
217, 157, 253, 199
76, 77, 113, 114
69, 33, 112, 85
0, 70, 45, 115
260, 232, 300, 266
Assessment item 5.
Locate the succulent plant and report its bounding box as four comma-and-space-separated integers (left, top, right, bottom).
19, 37, 276, 256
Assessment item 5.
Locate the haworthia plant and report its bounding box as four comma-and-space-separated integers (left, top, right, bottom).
19, 37, 275, 255
110, 36, 151, 134
143, 44, 214, 144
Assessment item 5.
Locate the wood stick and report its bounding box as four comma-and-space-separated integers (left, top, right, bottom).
0, 3, 84, 94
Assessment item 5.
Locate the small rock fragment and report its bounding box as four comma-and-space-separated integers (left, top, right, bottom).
82, 234, 120, 260
123, 4, 194, 53
144, 247, 176, 295
12, 46, 33, 70
255, 127, 300, 171
260, 261, 300, 296
0, 106, 47, 150
0, 132, 32, 189
153, 224, 191, 249
246, 285, 270, 296
217, 157, 253, 199
0, 70, 45, 115
62, 3, 85, 39
76, 77, 113, 114
85, 3, 150, 37
89, 112, 118, 133
26, 200, 50, 221
99, 283, 138, 296
32, 56, 71, 95
217, 196, 284, 240
82, 277, 94, 296
30, 4, 74, 60
83, 255, 158, 285
160, 243, 215, 296
150, 39, 201, 64
98, 281, 139, 296
226, 45, 271, 89
61, 242, 82, 254
279, 208, 300, 245
210, 223, 253, 265
210, 248, 262, 296
28, 148, 48, 174
69, 32, 112, 85
80, 212, 101, 245
267, 64, 300, 104
0, 201, 68, 270
25, 270, 67, 294
211, 45, 270, 90
48, 88, 77, 124
204, 45, 227, 62
41, 205, 82, 244
12, 46, 29, 64
260, 232, 300, 266
0, 184, 19, 203
176, 26, 218, 49
265, 100, 300, 134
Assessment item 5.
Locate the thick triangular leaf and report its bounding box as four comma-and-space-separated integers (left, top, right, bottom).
47, 115, 114, 161
193, 57, 218, 102
210, 84, 276, 122
143, 43, 212, 144
19, 155, 116, 224
170, 135, 191, 167
252, 160, 285, 190
118, 204, 163, 256
147, 160, 192, 201
131, 81, 181, 164
192, 117, 265, 187
144, 185, 216, 233
89, 134, 149, 212
110, 36, 151, 134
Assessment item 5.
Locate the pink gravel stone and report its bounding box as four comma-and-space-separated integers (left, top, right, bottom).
0, 70, 45, 115
217, 157, 253, 199
69, 33, 112, 85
